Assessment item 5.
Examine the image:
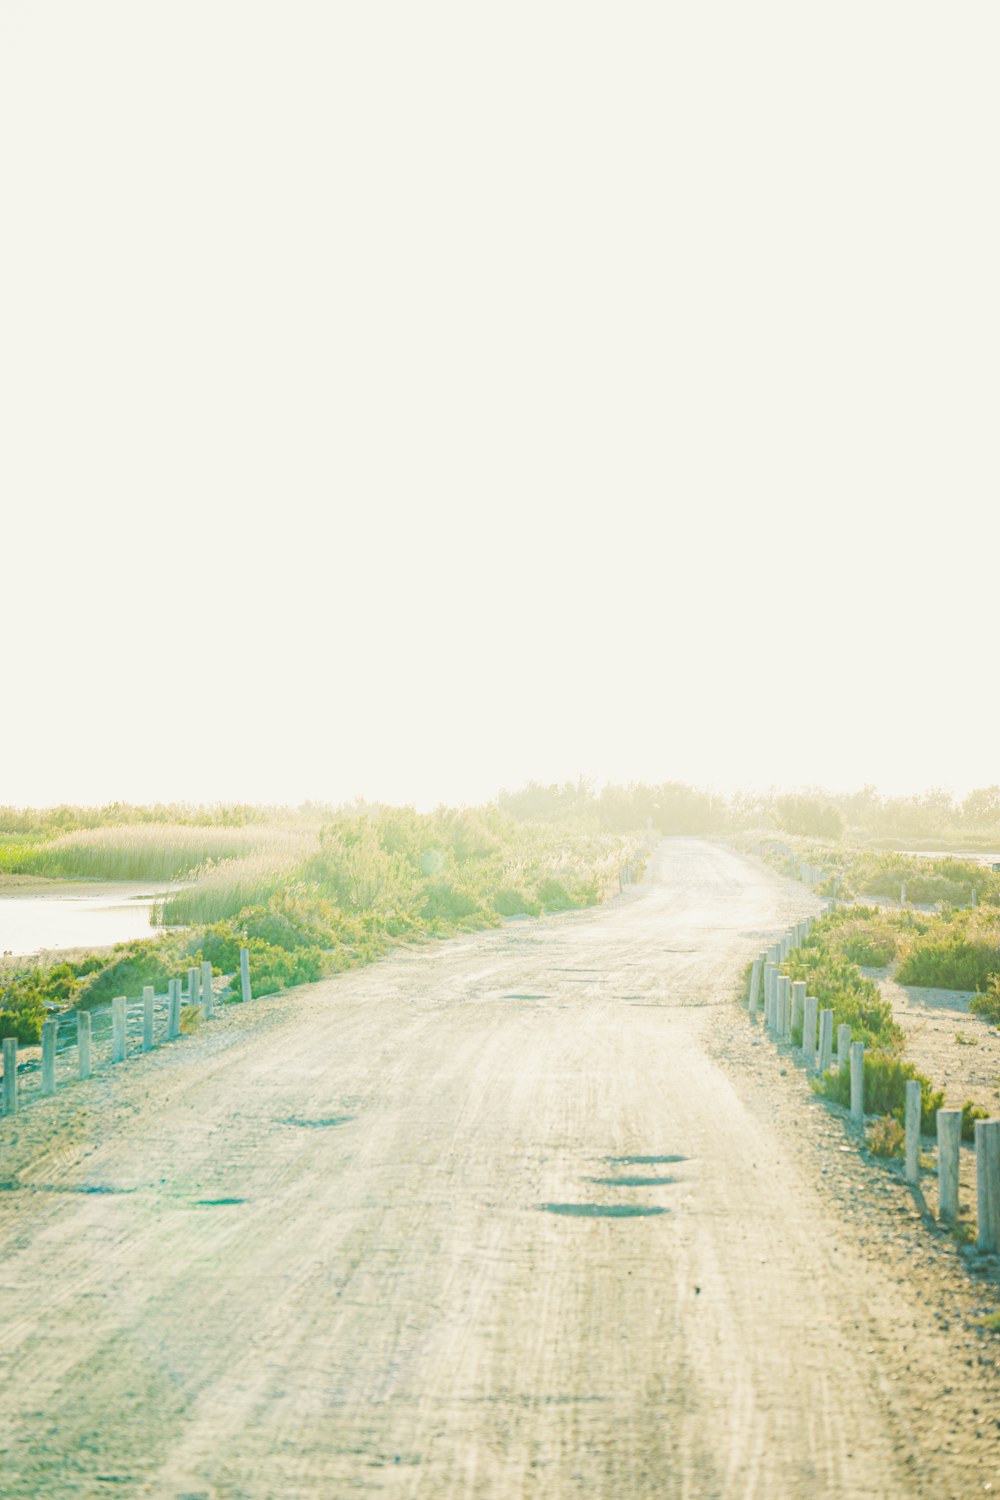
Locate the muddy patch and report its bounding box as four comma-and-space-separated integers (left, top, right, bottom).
283, 1116, 353, 1130
606, 1154, 688, 1165
538, 1202, 667, 1219
589, 1175, 676, 1188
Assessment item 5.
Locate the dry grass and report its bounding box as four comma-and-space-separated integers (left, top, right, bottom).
15, 823, 320, 882
160, 849, 310, 925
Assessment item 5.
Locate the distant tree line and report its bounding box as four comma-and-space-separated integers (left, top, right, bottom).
496, 780, 1000, 845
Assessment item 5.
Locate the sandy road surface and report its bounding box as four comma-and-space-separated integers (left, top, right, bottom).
0, 840, 995, 1499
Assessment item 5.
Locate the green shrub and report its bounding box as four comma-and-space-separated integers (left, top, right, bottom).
896, 922, 1000, 991
420, 883, 488, 924
962, 1101, 990, 1141
75, 935, 193, 1010
868, 1115, 905, 1158
492, 887, 541, 917
535, 878, 578, 911
969, 976, 1000, 1025
817, 1052, 943, 1129
0, 1007, 43, 1044
783, 948, 902, 1051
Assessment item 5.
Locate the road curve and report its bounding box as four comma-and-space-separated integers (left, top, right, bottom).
0, 840, 929, 1496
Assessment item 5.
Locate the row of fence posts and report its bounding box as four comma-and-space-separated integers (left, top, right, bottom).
747, 924, 1000, 1255
1, 948, 253, 1119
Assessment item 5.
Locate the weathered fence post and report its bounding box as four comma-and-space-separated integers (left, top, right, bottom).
764, 964, 776, 1032
975, 1119, 1000, 1252
818, 1008, 834, 1074
802, 996, 819, 1068
937, 1109, 962, 1220
41, 1019, 58, 1096
167, 979, 181, 1041
850, 1042, 864, 1123
899, 882, 906, 907
2, 1037, 17, 1116
142, 986, 155, 1053
791, 980, 806, 1038
112, 995, 127, 1063
777, 975, 791, 1041
837, 1023, 851, 1071
188, 966, 200, 1009
201, 961, 214, 1020
78, 1010, 92, 1080
748, 957, 762, 1018
904, 1078, 922, 1184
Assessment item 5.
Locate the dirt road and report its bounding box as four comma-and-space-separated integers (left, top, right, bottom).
0, 840, 996, 1498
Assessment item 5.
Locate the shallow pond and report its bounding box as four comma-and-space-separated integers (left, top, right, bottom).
0, 882, 177, 958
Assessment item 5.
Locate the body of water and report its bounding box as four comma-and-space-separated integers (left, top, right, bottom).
0, 883, 176, 958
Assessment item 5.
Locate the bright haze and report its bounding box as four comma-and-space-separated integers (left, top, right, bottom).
3, 3, 997, 810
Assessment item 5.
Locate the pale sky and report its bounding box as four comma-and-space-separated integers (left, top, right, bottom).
2, 3, 997, 811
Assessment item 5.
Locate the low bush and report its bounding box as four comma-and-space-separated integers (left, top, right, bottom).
895, 918, 1000, 991
536, 878, 579, 911
817, 1052, 944, 1129
783, 947, 902, 1051
75, 935, 194, 1010
970, 977, 1000, 1025
868, 1115, 905, 1158
492, 887, 541, 917
963, 1101, 990, 1141
0, 1007, 44, 1044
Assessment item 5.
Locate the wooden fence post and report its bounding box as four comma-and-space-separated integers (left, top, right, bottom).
818, 1009, 834, 1074
802, 996, 819, 1068
2, 1037, 17, 1116
142, 986, 155, 1053
975, 1119, 1000, 1252
791, 980, 806, 1039
201, 961, 214, 1020
78, 1011, 92, 1080
188, 967, 200, 1009
777, 975, 791, 1042
937, 1109, 962, 1220
167, 979, 181, 1041
112, 995, 127, 1063
904, 1078, 921, 1184
748, 957, 762, 1018
763, 964, 776, 1031
850, 1042, 864, 1123
41, 1019, 58, 1096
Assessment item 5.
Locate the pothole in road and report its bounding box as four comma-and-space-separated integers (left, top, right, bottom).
283, 1116, 353, 1129
502, 994, 549, 1000
195, 1197, 246, 1207
20, 1182, 137, 1196
606, 1154, 688, 1165
589, 1175, 676, 1188
538, 1203, 668, 1219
